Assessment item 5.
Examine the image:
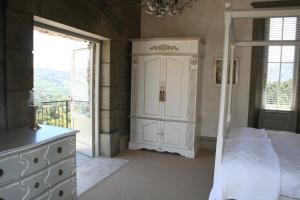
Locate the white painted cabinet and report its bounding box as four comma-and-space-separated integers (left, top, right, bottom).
162, 56, 190, 121
129, 39, 204, 158
134, 118, 160, 146
161, 121, 188, 148
136, 55, 163, 119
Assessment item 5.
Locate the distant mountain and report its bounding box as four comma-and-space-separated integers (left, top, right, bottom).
34, 68, 71, 102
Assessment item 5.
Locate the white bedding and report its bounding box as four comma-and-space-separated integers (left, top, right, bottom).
269, 131, 300, 199
209, 128, 281, 200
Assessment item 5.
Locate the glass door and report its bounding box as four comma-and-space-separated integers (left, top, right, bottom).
71, 43, 95, 157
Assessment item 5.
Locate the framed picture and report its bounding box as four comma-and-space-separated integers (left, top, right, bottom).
213, 57, 239, 86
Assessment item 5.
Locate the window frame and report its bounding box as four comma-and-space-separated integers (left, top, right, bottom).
262, 17, 299, 111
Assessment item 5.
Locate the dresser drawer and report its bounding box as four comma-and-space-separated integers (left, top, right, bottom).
34, 190, 76, 200
33, 192, 50, 200
45, 157, 76, 187
45, 137, 75, 164
0, 155, 26, 187
21, 145, 48, 177
21, 170, 49, 200
0, 182, 27, 200
49, 177, 76, 200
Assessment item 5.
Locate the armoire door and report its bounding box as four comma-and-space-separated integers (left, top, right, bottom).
134, 119, 161, 146
161, 56, 190, 121
137, 55, 163, 119
161, 121, 187, 148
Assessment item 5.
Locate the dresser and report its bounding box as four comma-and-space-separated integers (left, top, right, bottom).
0, 125, 78, 200
129, 38, 204, 158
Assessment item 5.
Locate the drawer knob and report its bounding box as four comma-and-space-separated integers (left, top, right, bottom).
58, 169, 63, 176
57, 147, 63, 154
34, 182, 40, 189
0, 168, 3, 177
59, 190, 64, 197
33, 157, 39, 164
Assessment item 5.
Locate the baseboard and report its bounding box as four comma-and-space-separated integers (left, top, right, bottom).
200, 136, 216, 150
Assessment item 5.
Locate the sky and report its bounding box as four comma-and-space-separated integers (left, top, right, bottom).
33, 29, 89, 72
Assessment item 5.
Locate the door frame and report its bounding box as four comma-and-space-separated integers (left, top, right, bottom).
34, 16, 109, 157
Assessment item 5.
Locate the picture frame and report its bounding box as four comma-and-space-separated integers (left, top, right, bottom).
213, 57, 239, 86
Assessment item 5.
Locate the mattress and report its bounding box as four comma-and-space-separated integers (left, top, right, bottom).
279, 195, 299, 200
210, 128, 300, 200
209, 128, 281, 200
269, 131, 300, 199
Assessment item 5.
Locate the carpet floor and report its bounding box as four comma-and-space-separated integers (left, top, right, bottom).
79, 149, 215, 200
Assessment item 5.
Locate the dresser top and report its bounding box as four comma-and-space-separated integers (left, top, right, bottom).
0, 125, 78, 156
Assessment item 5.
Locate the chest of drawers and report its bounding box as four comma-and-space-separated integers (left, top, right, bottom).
0, 125, 78, 200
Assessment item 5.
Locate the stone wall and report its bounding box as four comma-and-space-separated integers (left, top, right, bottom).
1, 0, 140, 156
6, 5, 34, 128
0, 0, 6, 130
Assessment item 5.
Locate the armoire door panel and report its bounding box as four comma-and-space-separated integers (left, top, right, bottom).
162, 56, 190, 121
161, 121, 187, 148
135, 119, 160, 145
137, 56, 163, 119
162, 123, 181, 145
143, 122, 158, 143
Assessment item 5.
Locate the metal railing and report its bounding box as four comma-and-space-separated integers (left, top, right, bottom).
36, 100, 71, 128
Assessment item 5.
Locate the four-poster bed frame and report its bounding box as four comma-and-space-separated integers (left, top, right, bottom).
214, 7, 300, 183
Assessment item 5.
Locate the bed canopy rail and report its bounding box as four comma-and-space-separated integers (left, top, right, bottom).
229, 8, 300, 19
214, 6, 300, 183
234, 40, 300, 47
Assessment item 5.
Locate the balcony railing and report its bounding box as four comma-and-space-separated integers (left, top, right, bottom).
36, 100, 71, 128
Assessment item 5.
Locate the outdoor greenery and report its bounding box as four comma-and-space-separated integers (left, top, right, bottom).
266, 79, 293, 109
36, 100, 71, 128
34, 68, 71, 102
35, 68, 71, 128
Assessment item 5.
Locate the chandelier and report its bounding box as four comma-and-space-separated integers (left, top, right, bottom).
140, 0, 196, 17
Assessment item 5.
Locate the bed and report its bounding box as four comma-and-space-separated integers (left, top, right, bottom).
269, 131, 300, 199
210, 6, 300, 200
209, 128, 300, 200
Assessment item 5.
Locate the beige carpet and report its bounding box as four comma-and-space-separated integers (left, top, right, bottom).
79, 149, 215, 200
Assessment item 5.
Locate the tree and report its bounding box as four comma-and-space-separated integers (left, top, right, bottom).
266, 79, 293, 109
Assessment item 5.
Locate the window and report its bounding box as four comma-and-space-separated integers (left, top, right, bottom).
264, 17, 299, 111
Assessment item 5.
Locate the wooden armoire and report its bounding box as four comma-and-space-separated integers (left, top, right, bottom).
129, 38, 204, 158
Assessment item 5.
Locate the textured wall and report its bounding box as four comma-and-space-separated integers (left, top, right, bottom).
298, 88, 300, 133
298, 56, 300, 133
2, 0, 140, 156
0, 0, 5, 129
141, 0, 259, 138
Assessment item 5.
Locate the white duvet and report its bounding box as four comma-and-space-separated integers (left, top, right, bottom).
209, 128, 281, 200
269, 131, 300, 199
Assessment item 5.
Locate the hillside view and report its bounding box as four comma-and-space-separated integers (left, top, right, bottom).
34, 68, 71, 102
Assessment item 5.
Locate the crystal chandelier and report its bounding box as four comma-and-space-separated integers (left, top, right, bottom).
140, 0, 196, 17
